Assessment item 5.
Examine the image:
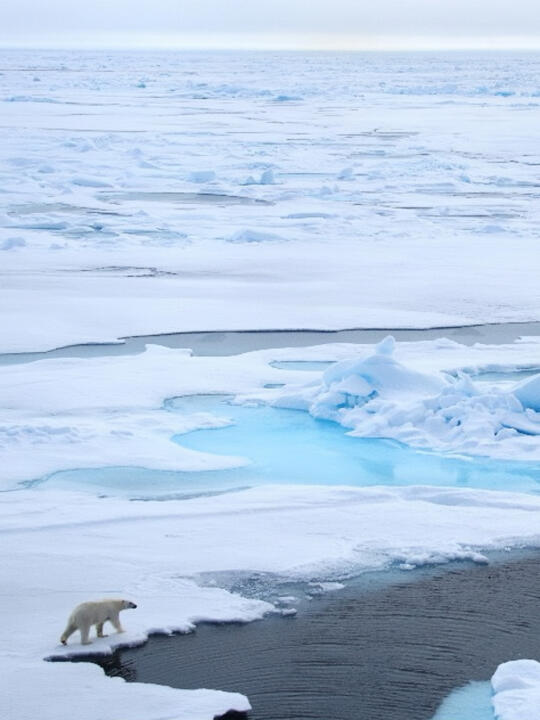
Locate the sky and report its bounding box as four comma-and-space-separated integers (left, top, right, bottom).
1, 0, 540, 50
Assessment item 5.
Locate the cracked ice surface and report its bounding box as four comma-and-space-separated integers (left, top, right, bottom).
3, 49, 540, 720
1, 50, 540, 352
2, 338, 540, 720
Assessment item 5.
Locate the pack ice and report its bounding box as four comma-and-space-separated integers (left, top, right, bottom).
274, 336, 540, 459
2, 47, 540, 720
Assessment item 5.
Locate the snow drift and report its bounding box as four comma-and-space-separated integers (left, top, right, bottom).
274, 337, 540, 458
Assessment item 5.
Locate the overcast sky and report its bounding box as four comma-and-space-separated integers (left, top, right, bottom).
1, 0, 540, 50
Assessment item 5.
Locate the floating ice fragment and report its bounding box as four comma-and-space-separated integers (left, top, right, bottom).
321, 340, 444, 398
376, 335, 396, 356
1, 237, 26, 250
72, 177, 110, 188
228, 229, 286, 243
188, 170, 216, 183
318, 185, 331, 195
480, 225, 505, 234
284, 212, 334, 219
309, 581, 345, 592
337, 167, 354, 180
241, 169, 275, 186
492, 660, 540, 720
4, 95, 60, 103
273, 94, 302, 102
513, 374, 540, 412
275, 343, 540, 456
260, 169, 275, 185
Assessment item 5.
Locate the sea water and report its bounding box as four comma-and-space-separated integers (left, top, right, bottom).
38, 393, 540, 499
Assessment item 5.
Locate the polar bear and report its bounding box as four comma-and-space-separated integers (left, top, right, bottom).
60, 598, 137, 646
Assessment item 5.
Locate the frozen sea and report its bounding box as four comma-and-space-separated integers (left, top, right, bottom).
1, 50, 540, 351
2, 49, 540, 720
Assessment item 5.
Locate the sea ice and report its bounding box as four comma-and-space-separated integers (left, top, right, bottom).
0, 236, 26, 250
432, 681, 494, 719
273, 337, 540, 459
492, 660, 540, 720
1, 50, 539, 352
2, 48, 540, 720
188, 170, 217, 183
4, 338, 540, 492
2, 337, 540, 720
513, 374, 540, 412
4, 482, 540, 720
228, 228, 286, 243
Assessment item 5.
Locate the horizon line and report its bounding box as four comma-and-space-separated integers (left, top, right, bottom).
1, 32, 540, 53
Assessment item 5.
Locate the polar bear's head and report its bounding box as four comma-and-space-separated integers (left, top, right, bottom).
121, 599, 137, 609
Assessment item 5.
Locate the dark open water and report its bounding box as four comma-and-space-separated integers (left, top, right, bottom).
68, 553, 540, 720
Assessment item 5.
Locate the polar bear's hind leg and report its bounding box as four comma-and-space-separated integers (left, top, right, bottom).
96, 621, 108, 638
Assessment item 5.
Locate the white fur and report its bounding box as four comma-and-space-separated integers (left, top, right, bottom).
60, 598, 137, 646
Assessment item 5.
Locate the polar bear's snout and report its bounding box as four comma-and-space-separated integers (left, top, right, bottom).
60, 598, 138, 646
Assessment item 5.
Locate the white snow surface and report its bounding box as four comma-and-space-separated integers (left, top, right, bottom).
3, 338, 540, 490
271, 336, 540, 459
492, 660, 540, 720
3, 336, 540, 719
1, 50, 540, 352
3, 48, 540, 720
5, 484, 540, 720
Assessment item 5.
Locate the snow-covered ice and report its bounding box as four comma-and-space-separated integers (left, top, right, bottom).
2, 336, 540, 719
3, 338, 540, 491
2, 48, 540, 720
5, 483, 540, 720
1, 50, 540, 352
440, 659, 540, 720
492, 660, 540, 720
272, 336, 540, 459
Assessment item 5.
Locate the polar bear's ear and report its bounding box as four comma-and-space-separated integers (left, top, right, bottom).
123, 600, 137, 609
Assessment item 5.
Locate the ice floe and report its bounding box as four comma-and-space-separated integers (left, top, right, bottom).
273, 337, 540, 459
492, 660, 540, 720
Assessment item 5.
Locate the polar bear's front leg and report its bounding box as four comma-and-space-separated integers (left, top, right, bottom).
79, 622, 92, 645
96, 622, 108, 638
110, 612, 124, 634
